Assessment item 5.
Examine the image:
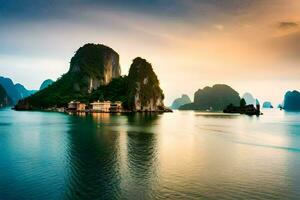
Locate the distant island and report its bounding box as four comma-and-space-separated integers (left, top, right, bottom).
170, 94, 191, 109
283, 90, 300, 111
14, 43, 170, 113
177, 84, 261, 115
242, 92, 256, 105
179, 84, 240, 111
262, 101, 273, 108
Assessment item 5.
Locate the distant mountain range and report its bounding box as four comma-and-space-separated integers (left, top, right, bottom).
171, 94, 191, 109
0, 76, 53, 106
174, 85, 300, 112
0, 76, 21, 104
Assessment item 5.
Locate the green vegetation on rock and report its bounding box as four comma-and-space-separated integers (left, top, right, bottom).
90, 76, 129, 109
15, 43, 121, 109
39, 79, 54, 90
15, 45, 166, 112
17, 73, 84, 108
127, 57, 164, 111
240, 98, 246, 107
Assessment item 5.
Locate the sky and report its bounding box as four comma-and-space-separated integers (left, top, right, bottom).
0, 0, 300, 106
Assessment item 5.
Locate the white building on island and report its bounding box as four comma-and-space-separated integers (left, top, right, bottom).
90, 101, 111, 112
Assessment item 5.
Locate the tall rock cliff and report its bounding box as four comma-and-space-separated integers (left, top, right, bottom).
69, 43, 121, 93
14, 45, 168, 112
127, 57, 164, 111
15, 43, 121, 109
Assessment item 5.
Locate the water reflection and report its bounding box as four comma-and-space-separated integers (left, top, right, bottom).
1, 109, 300, 200
64, 113, 160, 199
64, 116, 121, 199
194, 112, 240, 119
125, 114, 159, 199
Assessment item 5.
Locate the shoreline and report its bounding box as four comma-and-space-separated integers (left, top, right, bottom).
11, 107, 173, 114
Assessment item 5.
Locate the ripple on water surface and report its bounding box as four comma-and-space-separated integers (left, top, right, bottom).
0, 109, 300, 199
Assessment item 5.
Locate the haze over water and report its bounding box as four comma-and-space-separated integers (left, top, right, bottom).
0, 109, 300, 199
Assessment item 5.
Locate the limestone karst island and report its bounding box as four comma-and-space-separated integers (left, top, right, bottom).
14, 43, 171, 113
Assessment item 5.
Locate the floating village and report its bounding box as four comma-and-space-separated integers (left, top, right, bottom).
62, 100, 123, 113
43, 100, 172, 114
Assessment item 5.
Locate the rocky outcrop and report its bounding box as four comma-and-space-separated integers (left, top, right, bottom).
0, 84, 12, 107
15, 43, 122, 109
15, 83, 36, 99
0, 76, 20, 104
180, 84, 240, 111
242, 92, 256, 105
0, 76, 36, 104
69, 43, 121, 93
39, 79, 54, 90
15, 45, 169, 112
171, 94, 191, 109
262, 101, 273, 108
127, 57, 165, 111
284, 90, 300, 111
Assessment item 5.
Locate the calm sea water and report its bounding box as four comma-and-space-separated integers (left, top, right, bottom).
0, 108, 300, 200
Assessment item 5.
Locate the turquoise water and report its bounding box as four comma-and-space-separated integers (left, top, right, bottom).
0, 108, 300, 199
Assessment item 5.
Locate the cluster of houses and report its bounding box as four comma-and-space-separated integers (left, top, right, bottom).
67, 100, 123, 113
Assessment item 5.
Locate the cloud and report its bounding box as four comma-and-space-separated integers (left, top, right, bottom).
278, 21, 299, 29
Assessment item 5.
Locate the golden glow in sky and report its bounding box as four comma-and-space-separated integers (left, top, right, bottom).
0, 0, 299, 105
